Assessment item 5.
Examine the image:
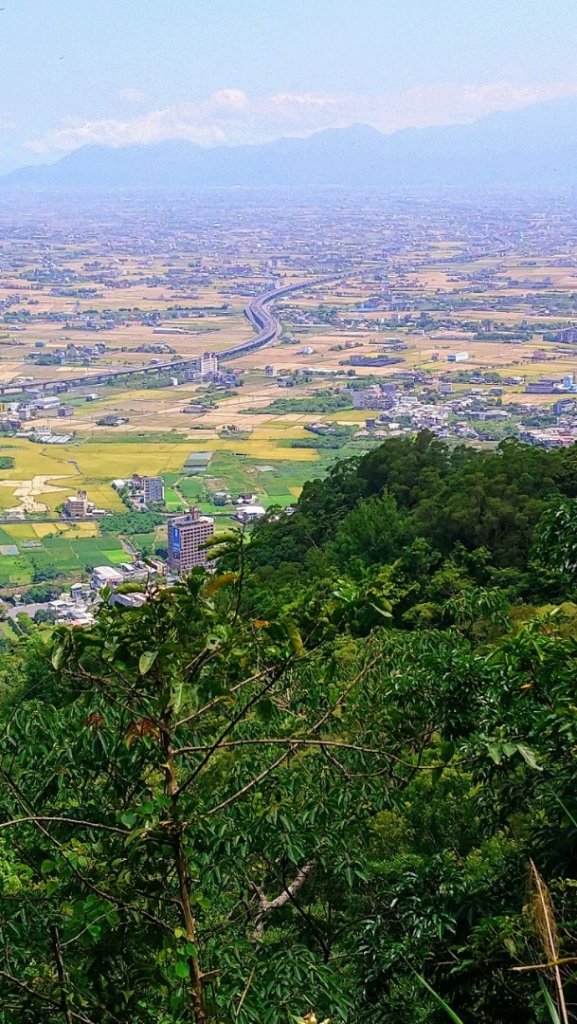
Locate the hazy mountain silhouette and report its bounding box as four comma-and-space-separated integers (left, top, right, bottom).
5, 96, 577, 188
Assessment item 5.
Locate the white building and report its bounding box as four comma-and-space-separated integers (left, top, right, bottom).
235, 504, 266, 524
91, 566, 124, 589
200, 352, 218, 377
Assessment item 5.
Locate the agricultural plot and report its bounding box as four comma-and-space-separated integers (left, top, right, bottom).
0, 524, 130, 588
178, 452, 328, 510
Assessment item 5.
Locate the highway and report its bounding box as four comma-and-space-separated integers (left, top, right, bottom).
0, 276, 332, 397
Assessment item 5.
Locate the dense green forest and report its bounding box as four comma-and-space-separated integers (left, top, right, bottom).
2, 432, 577, 1022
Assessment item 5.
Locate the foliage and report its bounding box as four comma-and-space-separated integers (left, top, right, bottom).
2, 438, 577, 1020
242, 391, 352, 415
100, 510, 164, 535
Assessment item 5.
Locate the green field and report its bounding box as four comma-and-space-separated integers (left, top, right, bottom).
178, 452, 326, 509
0, 527, 131, 588
0, 437, 335, 588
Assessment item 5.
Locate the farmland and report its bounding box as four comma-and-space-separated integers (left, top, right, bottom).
1, 188, 577, 589
0, 520, 129, 587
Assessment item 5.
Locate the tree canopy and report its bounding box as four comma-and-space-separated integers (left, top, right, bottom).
1, 436, 577, 1022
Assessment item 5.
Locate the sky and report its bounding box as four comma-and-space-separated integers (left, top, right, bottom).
1, 0, 577, 171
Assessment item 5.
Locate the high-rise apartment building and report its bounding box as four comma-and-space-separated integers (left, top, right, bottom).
142, 476, 165, 504
200, 351, 218, 378
167, 507, 214, 573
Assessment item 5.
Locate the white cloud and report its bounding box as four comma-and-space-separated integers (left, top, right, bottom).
211, 88, 249, 111
26, 80, 577, 155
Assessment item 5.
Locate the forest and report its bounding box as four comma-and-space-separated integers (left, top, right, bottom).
1, 431, 577, 1023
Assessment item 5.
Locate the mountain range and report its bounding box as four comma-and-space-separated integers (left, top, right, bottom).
5, 96, 577, 189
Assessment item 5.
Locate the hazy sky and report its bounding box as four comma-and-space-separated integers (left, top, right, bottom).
1, 0, 576, 171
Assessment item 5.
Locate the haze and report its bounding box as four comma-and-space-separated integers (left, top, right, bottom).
1, 0, 577, 173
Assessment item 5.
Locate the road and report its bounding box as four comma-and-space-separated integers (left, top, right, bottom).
0, 275, 336, 397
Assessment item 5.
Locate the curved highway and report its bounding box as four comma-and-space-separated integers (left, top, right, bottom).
0, 276, 333, 396
223, 275, 334, 360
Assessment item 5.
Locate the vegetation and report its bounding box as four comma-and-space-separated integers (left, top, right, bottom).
100, 510, 165, 536
242, 391, 353, 415
2, 435, 577, 1021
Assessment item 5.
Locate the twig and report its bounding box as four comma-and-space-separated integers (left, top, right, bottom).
51, 924, 73, 1024
235, 968, 255, 1020
0, 816, 129, 835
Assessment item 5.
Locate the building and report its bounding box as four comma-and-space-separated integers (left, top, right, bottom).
264, 365, 278, 377
200, 351, 218, 378
447, 352, 469, 362
34, 396, 61, 411
235, 504, 266, 524
167, 507, 214, 573
64, 490, 95, 518
91, 565, 124, 589
350, 383, 397, 410
142, 476, 165, 504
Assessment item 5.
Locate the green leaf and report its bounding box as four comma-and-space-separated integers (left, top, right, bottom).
138, 650, 158, 676
205, 572, 238, 596
517, 744, 542, 771
413, 972, 465, 1023
51, 645, 65, 671
440, 740, 456, 763
539, 977, 562, 1024
487, 743, 502, 765
40, 859, 55, 874
286, 621, 304, 656
174, 961, 190, 979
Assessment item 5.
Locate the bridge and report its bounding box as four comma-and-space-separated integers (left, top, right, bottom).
0, 276, 333, 398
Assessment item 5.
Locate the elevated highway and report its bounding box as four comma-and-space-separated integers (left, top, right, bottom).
0, 276, 333, 397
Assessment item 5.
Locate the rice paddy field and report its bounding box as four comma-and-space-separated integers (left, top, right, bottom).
6, 191, 577, 594
0, 434, 330, 589
0, 520, 129, 587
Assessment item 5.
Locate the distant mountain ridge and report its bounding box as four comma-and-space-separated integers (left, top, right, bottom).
6, 96, 577, 188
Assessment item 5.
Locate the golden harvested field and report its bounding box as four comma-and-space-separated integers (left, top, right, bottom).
0, 436, 318, 513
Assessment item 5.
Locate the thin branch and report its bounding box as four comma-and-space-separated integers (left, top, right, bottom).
0, 816, 129, 836
206, 750, 290, 816
174, 669, 269, 729
173, 736, 465, 770
235, 968, 255, 1020
203, 654, 381, 816
175, 656, 301, 797
0, 969, 97, 1024
0, 767, 171, 935
51, 924, 73, 1024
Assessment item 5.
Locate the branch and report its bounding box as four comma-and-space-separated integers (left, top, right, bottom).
173, 736, 465, 771
175, 656, 300, 797
251, 862, 314, 938
0, 816, 129, 836
51, 924, 73, 1024
0, 768, 171, 935
204, 653, 382, 816
0, 969, 97, 1024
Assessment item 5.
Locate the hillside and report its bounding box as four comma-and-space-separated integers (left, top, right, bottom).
6, 95, 577, 188
2, 433, 577, 1022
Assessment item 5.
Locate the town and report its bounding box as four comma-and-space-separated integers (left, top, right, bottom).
3, 187, 577, 627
